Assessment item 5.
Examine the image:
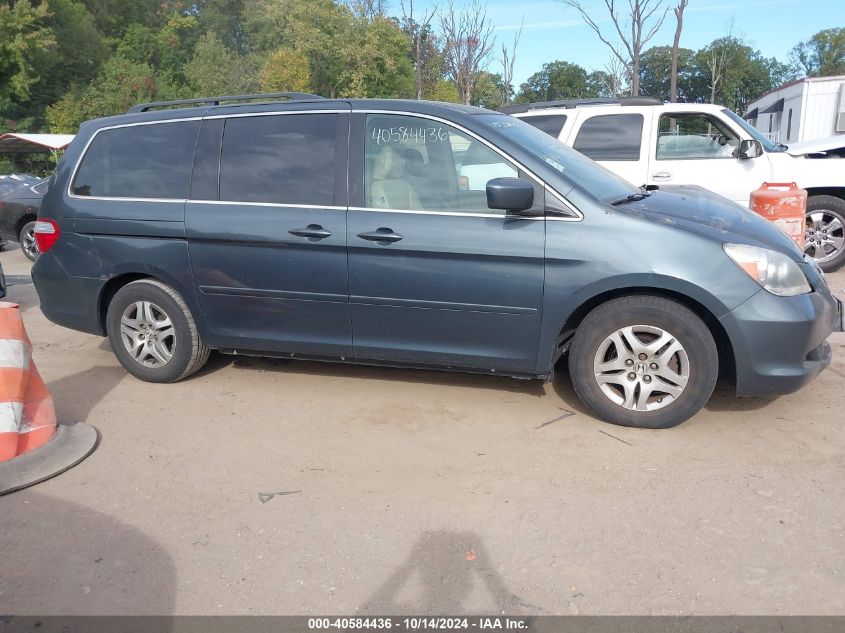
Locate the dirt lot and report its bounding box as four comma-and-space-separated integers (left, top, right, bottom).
1, 246, 843, 616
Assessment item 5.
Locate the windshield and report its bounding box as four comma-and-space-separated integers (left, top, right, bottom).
475, 114, 640, 205
722, 109, 783, 152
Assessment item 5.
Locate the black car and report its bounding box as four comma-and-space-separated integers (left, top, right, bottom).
0, 178, 49, 260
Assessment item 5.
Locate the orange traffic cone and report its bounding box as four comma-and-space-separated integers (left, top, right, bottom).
0, 302, 57, 462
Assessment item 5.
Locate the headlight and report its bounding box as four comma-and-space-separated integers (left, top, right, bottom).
723, 243, 811, 296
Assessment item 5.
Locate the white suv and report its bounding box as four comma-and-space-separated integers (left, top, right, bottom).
509, 98, 845, 271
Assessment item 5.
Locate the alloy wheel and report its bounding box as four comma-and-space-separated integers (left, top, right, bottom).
120, 301, 176, 367
21, 227, 38, 260
805, 210, 845, 264
593, 325, 690, 412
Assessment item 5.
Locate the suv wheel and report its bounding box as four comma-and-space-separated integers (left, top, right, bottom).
19, 221, 38, 261
106, 279, 210, 383
805, 195, 845, 272
568, 296, 718, 429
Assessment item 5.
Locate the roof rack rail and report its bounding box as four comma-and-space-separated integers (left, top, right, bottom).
499, 96, 663, 114
127, 92, 325, 114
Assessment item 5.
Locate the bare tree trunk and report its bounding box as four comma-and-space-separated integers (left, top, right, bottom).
500, 20, 523, 106
564, 0, 668, 96
440, 0, 496, 105
401, 0, 437, 100
669, 0, 687, 102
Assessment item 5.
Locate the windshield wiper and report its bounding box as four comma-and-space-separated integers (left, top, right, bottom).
610, 191, 650, 206
775, 142, 789, 151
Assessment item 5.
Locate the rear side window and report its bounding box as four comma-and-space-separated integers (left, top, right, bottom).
219, 114, 337, 206
522, 114, 567, 138
573, 114, 643, 161
72, 121, 200, 198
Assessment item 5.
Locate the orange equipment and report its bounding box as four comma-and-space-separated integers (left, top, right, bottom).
0, 302, 57, 461
749, 182, 807, 249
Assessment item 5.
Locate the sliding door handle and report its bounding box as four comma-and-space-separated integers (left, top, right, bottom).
289, 225, 332, 239
357, 229, 403, 243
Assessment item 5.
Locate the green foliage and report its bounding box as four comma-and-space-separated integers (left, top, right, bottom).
471, 71, 505, 109
790, 28, 845, 77
638, 45, 695, 101
0, 0, 55, 124
516, 61, 599, 103
184, 32, 259, 96
0, 0, 833, 135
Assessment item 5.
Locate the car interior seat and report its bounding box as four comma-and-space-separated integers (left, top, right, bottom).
369, 145, 422, 210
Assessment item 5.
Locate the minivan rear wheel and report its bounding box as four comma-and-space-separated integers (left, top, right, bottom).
106, 279, 210, 383
568, 296, 718, 429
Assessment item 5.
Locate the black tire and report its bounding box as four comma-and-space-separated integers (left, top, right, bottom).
805, 195, 845, 272
19, 220, 38, 261
568, 296, 718, 429
106, 279, 210, 383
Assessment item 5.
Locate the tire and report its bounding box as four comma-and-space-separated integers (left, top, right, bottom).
568, 296, 718, 429
19, 221, 38, 261
805, 195, 845, 272
105, 279, 210, 383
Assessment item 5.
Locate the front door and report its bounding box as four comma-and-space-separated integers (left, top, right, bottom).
186, 107, 352, 356
347, 112, 545, 373
647, 111, 771, 205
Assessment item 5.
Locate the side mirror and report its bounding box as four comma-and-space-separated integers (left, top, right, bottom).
738, 139, 763, 159
486, 177, 535, 213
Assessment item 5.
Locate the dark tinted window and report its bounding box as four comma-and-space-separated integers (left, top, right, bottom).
220, 114, 337, 205
72, 121, 200, 198
522, 114, 567, 138
573, 114, 643, 161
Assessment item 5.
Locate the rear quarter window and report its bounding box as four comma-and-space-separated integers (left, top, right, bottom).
573, 113, 643, 161
521, 114, 567, 138
71, 120, 200, 199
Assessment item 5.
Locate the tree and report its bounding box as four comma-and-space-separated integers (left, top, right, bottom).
184, 32, 259, 97
260, 49, 311, 93
440, 0, 496, 105
669, 0, 687, 102
339, 14, 415, 98
499, 21, 523, 105
0, 0, 55, 126
789, 28, 845, 77
516, 60, 597, 102
563, 0, 669, 96
400, 0, 439, 99
690, 36, 793, 113
46, 55, 165, 131
639, 45, 693, 101
471, 71, 505, 108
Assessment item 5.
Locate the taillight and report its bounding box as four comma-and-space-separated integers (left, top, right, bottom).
34, 219, 60, 253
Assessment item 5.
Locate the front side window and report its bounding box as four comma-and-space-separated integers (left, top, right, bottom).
72, 121, 200, 198
573, 113, 643, 161
656, 113, 740, 160
365, 114, 518, 214
220, 113, 337, 206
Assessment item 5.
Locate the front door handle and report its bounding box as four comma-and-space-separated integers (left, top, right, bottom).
289, 224, 332, 239
652, 171, 672, 181
357, 228, 403, 243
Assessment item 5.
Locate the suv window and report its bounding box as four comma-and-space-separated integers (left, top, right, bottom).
657, 113, 740, 160
220, 114, 337, 206
522, 114, 567, 138
365, 114, 518, 214
72, 121, 200, 198
573, 113, 643, 161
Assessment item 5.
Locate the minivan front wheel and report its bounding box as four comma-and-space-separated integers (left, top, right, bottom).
106, 279, 210, 383
568, 296, 718, 429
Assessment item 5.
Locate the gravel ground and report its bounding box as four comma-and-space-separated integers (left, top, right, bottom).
1, 246, 843, 616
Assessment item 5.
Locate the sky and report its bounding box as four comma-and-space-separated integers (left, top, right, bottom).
389, 0, 845, 86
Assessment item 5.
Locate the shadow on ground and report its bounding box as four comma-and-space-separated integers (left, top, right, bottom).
0, 491, 176, 616
47, 365, 126, 423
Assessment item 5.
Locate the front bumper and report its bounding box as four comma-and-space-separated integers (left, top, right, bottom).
720, 286, 838, 397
